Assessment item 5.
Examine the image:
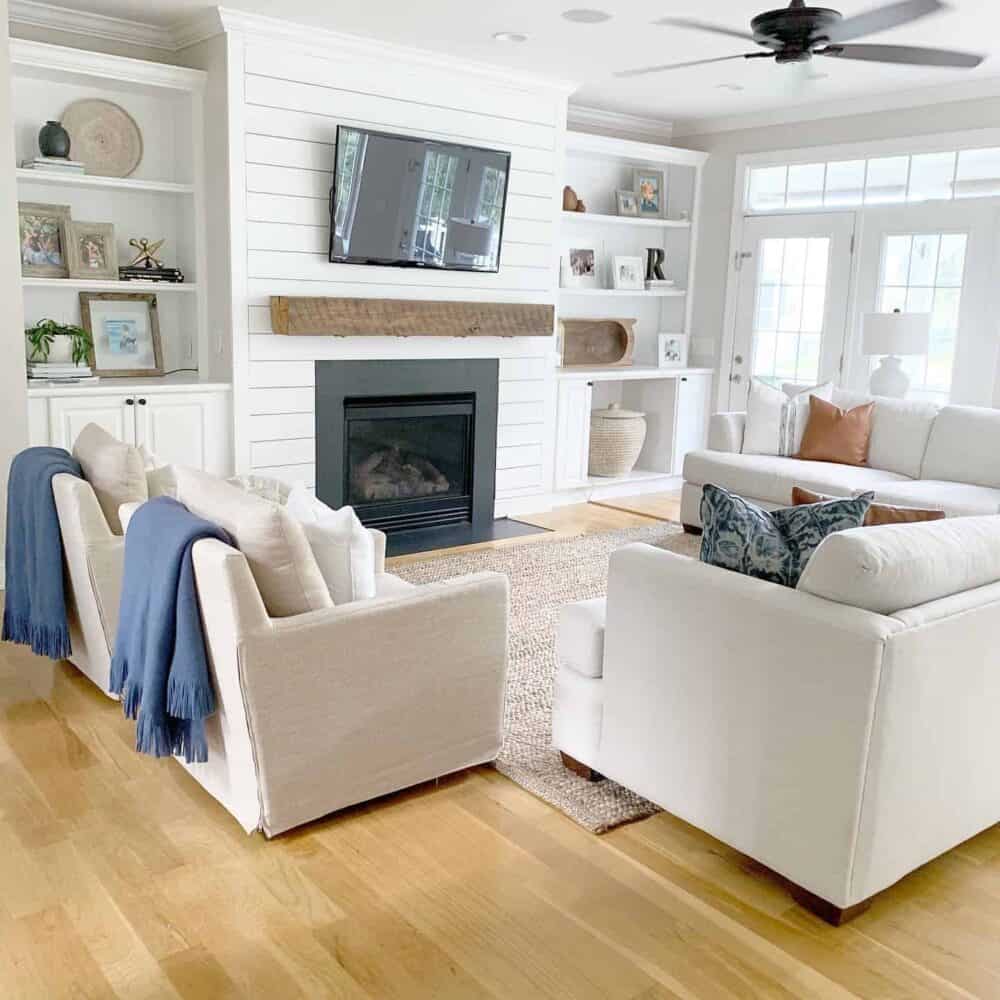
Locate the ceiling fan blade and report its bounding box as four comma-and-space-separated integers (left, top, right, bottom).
615, 53, 764, 78
652, 17, 755, 43
823, 0, 944, 43
818, 43, 983, 67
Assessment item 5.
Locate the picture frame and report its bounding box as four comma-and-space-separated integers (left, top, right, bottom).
80, 292, 164, 377
66, 221, 118, 281
561, 247, 599, 289
615, 190, 639, 217
18, 202, 71, 278
612, 255, 645, 291
634, 168, 667, 218
658, 332, 689, 369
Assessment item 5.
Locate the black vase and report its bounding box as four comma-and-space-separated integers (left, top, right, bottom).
38, 120, 70, 159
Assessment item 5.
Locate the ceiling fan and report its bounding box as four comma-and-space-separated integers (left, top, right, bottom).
616, 0, 984, 78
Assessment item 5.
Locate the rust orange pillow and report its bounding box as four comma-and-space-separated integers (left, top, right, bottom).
791, 486, 946, 527
796, 395, 874, 466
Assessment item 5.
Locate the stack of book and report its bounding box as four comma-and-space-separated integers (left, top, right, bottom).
27, 362, 99, 385
20, 156, 87, 175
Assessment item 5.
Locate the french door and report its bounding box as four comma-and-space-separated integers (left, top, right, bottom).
851, 201, 998, 405
728, 213, 855, 408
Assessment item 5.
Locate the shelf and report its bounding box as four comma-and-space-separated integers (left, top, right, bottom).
27, 374, 231, 397
558, 287, 686, 298
557, 365, 714, 382
22, 277, 198, 293
16, 168, 195, 195
561, 211, 691, 229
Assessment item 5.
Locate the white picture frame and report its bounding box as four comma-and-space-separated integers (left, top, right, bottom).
658, 332, 689, 369
561, 248, 599, 288
615, 190, 639, 216
612, 255, 645, 291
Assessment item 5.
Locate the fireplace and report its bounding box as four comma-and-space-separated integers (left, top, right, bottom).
316, 359, 503, 554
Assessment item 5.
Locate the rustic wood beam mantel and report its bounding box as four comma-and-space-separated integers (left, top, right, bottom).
269, 296, 554, 338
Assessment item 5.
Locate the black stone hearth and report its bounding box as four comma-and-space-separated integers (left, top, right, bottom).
315, 359, 547, 555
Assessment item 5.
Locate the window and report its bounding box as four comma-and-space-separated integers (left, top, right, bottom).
412, 151, 459, 263
751, 237, 830, 387
476, 165, 506, 227
746, 146, 1000, 212
334, 130, 365, 235
875, 232, 967, 396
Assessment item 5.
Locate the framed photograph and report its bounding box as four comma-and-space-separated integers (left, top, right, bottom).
18, 202, 71, 278
612, 255, 645, 291
616, 190, 639, 217
80, 292, 163, 377
634, 168, 666, 218
658, 332, 689, 369
66, 221, 118, 280
561, 247, 599, 288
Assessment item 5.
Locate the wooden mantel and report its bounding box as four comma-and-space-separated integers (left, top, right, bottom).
270, 296, 554, 338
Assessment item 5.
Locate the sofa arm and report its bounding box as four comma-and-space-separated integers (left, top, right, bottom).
52, 473, 114, 543
369, 528, 387, 575
707, 411, 746, 453
239, 571, 510, 834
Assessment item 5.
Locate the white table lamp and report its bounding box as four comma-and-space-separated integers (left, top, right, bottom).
862, 309, 931, 398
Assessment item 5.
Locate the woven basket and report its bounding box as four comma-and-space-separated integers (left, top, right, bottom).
589, 403, 647, 477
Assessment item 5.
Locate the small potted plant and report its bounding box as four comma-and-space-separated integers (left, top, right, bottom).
25, 318, 93, 366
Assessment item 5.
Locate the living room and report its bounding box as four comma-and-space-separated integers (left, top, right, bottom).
3, 0, 1000, 995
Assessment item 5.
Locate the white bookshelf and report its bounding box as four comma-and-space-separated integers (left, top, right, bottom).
561, 210, 691, 230
12, 40, 220, 382
558, 287, 686, 299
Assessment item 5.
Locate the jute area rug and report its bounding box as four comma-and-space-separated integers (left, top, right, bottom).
394, 523, 701, 834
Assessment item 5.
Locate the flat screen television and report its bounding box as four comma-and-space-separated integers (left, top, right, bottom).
329, 126, 510, 273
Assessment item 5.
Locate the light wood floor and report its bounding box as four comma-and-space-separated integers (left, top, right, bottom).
2, 494, 999, 999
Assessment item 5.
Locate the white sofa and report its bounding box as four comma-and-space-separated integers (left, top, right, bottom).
681, 389, 1000, 529
552, 516, 1000, 923
52, 472, 510, 836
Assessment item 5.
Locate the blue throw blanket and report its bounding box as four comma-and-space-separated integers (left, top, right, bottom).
3, 446, 82, 659
111, 496, 233, 763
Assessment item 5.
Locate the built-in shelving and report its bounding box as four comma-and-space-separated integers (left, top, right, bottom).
556, 365, 714, 381
22, 277, 199, 293
558, 287, 686, 298
560, 210, 691, 229
16, 168, 195, 195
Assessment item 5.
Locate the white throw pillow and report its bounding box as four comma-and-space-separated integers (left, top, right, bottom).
174, 466, 332, 618
72, 423, 148, 534
138, 445, 177, 498
286, 485, 376, 604
742, 378, 833, 457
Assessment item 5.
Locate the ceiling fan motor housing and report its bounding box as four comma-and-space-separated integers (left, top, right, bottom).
750, 4, 842, 61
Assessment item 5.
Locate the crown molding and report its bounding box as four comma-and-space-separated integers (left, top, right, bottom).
567, 104, 674, 143
8, 0, 178, 50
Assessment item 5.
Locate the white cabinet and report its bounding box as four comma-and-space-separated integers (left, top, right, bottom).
672, 373, 711, 475
31, 384, 232, 476
554, 379, 593, 489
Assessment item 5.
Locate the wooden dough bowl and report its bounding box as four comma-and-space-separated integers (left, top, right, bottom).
559, 318, 636, 367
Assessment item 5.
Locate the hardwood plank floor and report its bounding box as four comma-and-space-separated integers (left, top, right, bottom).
2, 493, 998, 999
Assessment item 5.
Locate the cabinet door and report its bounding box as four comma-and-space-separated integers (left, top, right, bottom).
672, 374, 711, 474
135, 391, 230, 475
47, 395, 136, 450
554, 380, 593, 489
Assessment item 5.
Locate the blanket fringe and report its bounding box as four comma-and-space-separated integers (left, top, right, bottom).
134, 710, 176, 758
2, 608, 72, 660
167, 676, 215, 720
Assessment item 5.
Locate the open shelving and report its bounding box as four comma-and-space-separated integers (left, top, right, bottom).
560, 210, 691, 230
558, 287, 686, 299
22, 277, 199, 293
16, 168, 195, 195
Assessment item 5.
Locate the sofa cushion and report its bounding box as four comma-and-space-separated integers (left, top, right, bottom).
174, 466, 332, 618
832, 390, 939, 479
920, 405, 1000, 488
700, 483, 871, 588
683, 449, 908, 507
796, 396, 874, 466
798, 516, 1000, 615
557, 597, 606, 678
374, 573, 417, 599
791, 486, 945, 525
868, 479, 1000, 517
743, 378, 833, 457
72, 423, 148, 535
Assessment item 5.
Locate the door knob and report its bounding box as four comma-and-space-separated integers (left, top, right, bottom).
730, 373, 743, 384
734, 354, 744, 365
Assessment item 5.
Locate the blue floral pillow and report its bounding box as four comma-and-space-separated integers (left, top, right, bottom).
700, 484, 872, 588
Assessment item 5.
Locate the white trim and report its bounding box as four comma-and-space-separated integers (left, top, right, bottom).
565, 129, 709, 168
9, 0, 177, 50
675, 76, 1000, 138
567, 105, 673, 144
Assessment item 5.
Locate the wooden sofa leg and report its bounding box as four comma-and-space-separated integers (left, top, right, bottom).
682, 524, 703, 536
789, 884, 872, 926
560, 752, 604, 782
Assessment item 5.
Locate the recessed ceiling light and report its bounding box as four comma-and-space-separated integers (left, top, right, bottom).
715, 83, 745, 91
808, 71, 830, 80
493, 31, 528, 42
561, 9, 612, 23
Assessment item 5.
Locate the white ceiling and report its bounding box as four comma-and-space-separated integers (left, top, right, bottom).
17, 0, 1000, 132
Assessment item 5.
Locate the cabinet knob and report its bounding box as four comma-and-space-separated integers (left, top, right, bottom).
681, 377, 688, 382
138, 398, 147, 406
125, 398, 134, 405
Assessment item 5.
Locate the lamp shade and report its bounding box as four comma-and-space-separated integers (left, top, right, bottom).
862, 311, 930, 357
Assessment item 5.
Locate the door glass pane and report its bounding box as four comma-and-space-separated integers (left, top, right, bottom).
873, 231, 967, 396
751, 236, 830, 387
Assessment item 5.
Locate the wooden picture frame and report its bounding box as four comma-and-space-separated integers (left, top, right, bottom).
66, 221, 118, 280
80, 292, 164, 377
18, 202, 71, 278
634, 168, 667, 219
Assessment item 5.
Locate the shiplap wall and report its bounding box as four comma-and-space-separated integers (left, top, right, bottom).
230, 36, 566, 507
